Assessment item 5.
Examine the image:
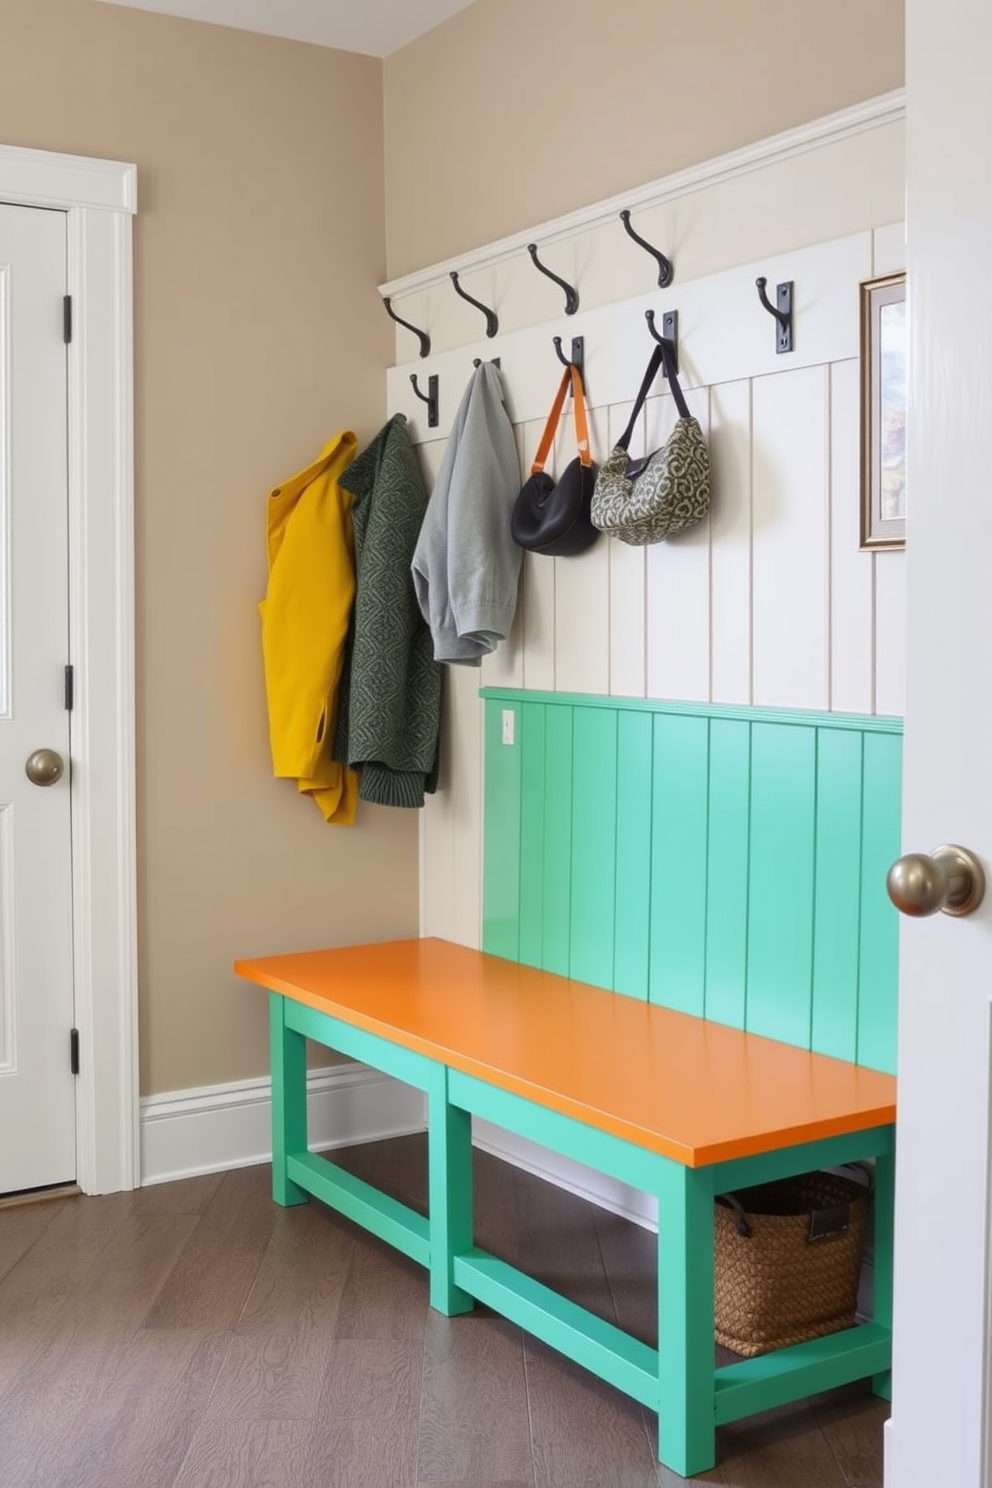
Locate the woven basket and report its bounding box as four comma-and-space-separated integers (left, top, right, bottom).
713, 1169, 870, 1358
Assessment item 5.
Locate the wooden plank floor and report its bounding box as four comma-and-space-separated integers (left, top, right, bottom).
0, 1136, 887, 1487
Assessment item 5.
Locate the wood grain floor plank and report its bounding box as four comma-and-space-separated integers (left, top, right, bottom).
330, 1127, 428, 1215
129, 1171, 225, 1215
205, 1330, 330, 1421
46, 1328, 229, 1488
594, 1207, 658, 1348
236, 1201, 355, 1337
524, 1341, 663, 1488
0, 1190, 133, 1318
0, 1139, 887, 1488
172, 1419, 323, 1488
368, 1128, 429, 1213
417, 1312, 532, 1486
0, 1318, 140, 1488
333, 1228, 430, 1340
73, 1212, 202, 1328
473, 1146, 523, 1268
513, 1164, 618, 1326
313, 1337, 424, 1486
656, 1400, 858, 1488
809, 1382, 887, 1488
0, 1209, 199, 1404
142, 1165, 276, 1331
0, 1200, 70, 1285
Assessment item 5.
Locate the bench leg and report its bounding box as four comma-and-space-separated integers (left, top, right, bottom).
871, 1133, 896, 1401
270, 991, 308, 1207
427, 1074, 475, 1316
656, 1159, 717, 1477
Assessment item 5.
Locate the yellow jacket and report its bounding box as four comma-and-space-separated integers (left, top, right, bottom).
260, 431, 360, 824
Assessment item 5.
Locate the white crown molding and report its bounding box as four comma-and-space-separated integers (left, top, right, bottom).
380, 89, 905, 299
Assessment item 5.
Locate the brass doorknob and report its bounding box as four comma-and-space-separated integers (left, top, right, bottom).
24, 748, 65, 787
886, 844, 985, 918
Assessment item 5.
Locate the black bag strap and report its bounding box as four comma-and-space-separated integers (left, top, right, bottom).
615, 338, 691, 451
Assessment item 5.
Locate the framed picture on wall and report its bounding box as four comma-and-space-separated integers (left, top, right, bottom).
860, 271, 907, 550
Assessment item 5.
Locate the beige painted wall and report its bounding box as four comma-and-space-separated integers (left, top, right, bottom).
383, 0, 905, 276
0, 0, 906, 1107
0, 0, 418, 1095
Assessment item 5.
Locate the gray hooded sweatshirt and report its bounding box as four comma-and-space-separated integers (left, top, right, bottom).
411, 361, 521, 665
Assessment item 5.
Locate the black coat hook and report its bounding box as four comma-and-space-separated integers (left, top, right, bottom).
382, 296, 430, 359
755, 277, 793, 353
527, 243, 579, 315
473, 356, 501, 369
645, 309, 679, 374
410, 372, 439, 428
552, 335, 584, 385
450, 271, 498, 338
620, 209, 674, 289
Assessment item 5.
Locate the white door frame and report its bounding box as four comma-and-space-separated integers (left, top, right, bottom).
0, 144, 138, 1194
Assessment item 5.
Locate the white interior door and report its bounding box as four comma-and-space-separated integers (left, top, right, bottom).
0, 202, 75, 1194
887, 3, 992, 1484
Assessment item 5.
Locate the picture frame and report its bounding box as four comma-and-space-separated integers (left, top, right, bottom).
860, 271, 907, 550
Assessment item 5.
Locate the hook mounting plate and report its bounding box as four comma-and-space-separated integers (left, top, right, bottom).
553, 335, 584, 386
756, 277, 794, 354
410, 372, 439, 429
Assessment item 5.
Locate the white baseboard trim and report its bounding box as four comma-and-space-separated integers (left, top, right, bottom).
472, 1119, 658, 1230
139, 1062, 657, 1230
140, 1063, 426, 1186
138, 1065, 875, 1314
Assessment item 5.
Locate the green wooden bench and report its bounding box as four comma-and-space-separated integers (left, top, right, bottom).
236, 691, 900, 1478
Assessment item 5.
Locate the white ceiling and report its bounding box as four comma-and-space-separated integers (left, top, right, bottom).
91, 0, 480, 57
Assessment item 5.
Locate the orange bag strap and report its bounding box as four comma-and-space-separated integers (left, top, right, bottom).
531, 364, 593, 475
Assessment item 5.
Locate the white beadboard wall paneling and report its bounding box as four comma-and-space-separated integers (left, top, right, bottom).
571, 128, 903, 340
644, 383, 712, 703
554, 403, 611, 697
421, 673, 456, 940
751, 365, 830, 710
874, 554, 907, 717
380, 94, 904, 356
708, 380, 753, 705
477, 404, 526, 692
518, 417, 557, 693
872, 221, 908, 277
446, 662, 484, 948
416, 437, 453, 940
608, 400, 647, 698
389, 223, 910, 947
830, 359, 875, 714
416, 435, 446, 487
483, 420, 527, 691
387, 232, 874, 448
479, 539, 525, 690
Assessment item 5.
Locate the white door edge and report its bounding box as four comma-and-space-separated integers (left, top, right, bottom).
0, 142, 138, 1194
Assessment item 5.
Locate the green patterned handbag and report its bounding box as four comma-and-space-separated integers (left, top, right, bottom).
590, 337, 710, 546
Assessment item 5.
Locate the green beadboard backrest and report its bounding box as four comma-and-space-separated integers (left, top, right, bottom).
481, 690, 903, 1075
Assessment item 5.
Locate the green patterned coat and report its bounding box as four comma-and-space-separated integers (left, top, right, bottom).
333, 415, 442, 807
